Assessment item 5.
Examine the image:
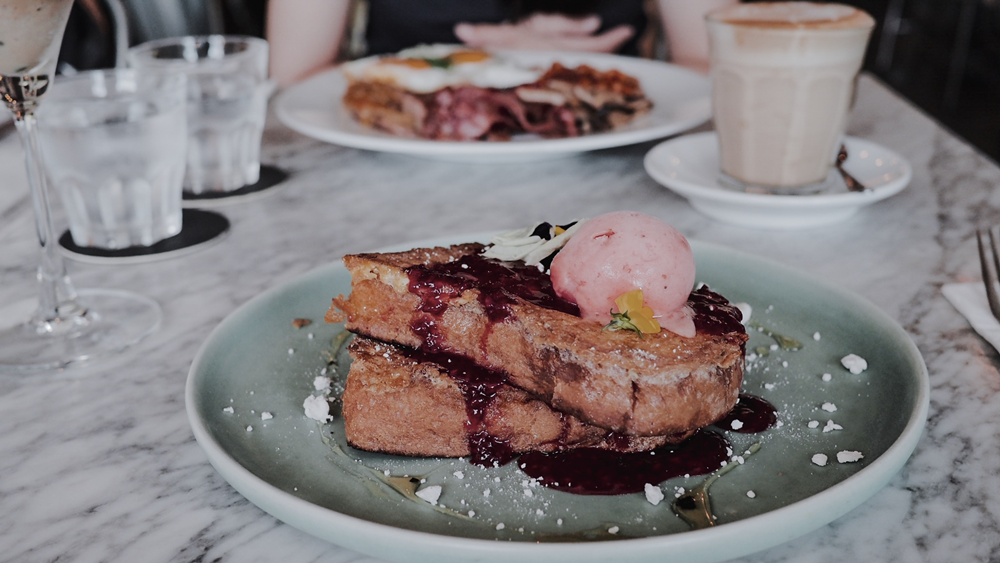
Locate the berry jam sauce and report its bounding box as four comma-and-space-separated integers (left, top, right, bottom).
406, 252, 579, 324
714, 393, 778, 434
399, 346, 517, 467
519, 395, 776, 495
519, 430, 731, 495
690, 285, 746, 338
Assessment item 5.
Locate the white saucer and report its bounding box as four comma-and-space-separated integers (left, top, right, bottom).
643, 132, 912, 229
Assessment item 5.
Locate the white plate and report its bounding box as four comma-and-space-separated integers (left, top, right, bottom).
274, 52, 711, 162
644, 133, 913, 229
186, 234, 928, 563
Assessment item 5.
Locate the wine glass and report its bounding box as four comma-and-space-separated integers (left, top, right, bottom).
0, 0, 161, 371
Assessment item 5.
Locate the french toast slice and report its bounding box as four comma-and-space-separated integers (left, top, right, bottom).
328, 243, 747, 437
343, 336, 685, 460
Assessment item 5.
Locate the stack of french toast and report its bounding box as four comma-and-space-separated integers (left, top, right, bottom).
326, 231, 748, 464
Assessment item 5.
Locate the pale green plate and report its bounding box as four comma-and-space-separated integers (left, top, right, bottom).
186, 236, 928, 563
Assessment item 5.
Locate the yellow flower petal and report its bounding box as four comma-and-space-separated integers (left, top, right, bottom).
632, 307, 661, 334
615, 289, 645, 314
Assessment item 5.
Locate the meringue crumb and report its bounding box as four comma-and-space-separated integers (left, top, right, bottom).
821, 373, 832, 382
813, 332, 821, 341
608, 526, 619, 534
222, 406, 234, 414
496, 523, 505, 530
746, 490, 756, 498
415, 485, 442, 504
841, 354, 868, 374
837, 450, 864, 463
821, 402, 837, 412
302, 395, 332, 422
261, 412, 273, 420
823, 420, 843, 432
644, 483, 664, 506
811, 453, 828, 466
808, 420, 819, 428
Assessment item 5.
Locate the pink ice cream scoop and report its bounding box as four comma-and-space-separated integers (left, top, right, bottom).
550, 211, 696, 337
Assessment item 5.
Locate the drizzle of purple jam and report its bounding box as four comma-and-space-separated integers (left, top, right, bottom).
714, 393, 777, 434
398, 346, 517, 467
409, 316, 445, 353
406, 253, 579, 324
513, 393, 776, 495
518, 430, 731, 495
690, 285, 746, 337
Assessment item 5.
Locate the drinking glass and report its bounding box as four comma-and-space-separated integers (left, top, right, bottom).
128, 35, 269, 194
38, 69, 188, 250
0, 0, 162, 371
706, 2, 875, 193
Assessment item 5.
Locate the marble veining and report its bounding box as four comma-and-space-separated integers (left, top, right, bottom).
2, 75, 1000, 562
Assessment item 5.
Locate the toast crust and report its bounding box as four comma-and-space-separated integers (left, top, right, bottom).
343, 336, 684, 459
331, 244, 747, 437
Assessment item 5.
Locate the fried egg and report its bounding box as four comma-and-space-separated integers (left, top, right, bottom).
342, 44, 542, 94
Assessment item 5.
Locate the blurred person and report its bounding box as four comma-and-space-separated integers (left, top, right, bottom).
267, 0, 736, 87
58, 0, 118, 72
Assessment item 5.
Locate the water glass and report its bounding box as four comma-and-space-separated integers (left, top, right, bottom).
37, 69, 188, 249
128, 35, 269, 194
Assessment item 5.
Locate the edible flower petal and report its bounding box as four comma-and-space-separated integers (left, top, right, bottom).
604, 289, 661, 337
482, 220, 587, 265
614, 289, 643, 314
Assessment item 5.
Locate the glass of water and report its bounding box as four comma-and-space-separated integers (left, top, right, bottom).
37, 69, 188, 249
128, 35, 269, 194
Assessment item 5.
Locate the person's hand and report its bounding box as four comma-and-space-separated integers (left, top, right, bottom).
454, 13, 634, 54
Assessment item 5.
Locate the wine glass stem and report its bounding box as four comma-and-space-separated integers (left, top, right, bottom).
13, 111, 80, 327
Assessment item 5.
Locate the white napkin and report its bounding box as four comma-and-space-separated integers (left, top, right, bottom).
942, 282, 1000, 351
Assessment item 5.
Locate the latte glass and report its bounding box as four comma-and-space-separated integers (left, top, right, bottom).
706, 2, 875, 192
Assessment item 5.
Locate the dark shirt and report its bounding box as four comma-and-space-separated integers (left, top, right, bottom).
59, 2, 116, 72
365, 0, 646, 57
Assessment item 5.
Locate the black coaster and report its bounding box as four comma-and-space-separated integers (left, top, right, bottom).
59, 209, 230, 264
182, 164, 289, 205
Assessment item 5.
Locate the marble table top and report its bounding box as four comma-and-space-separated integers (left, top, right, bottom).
1, 74, 998, 562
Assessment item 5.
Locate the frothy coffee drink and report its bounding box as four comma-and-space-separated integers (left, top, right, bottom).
707, 2, 874, 190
